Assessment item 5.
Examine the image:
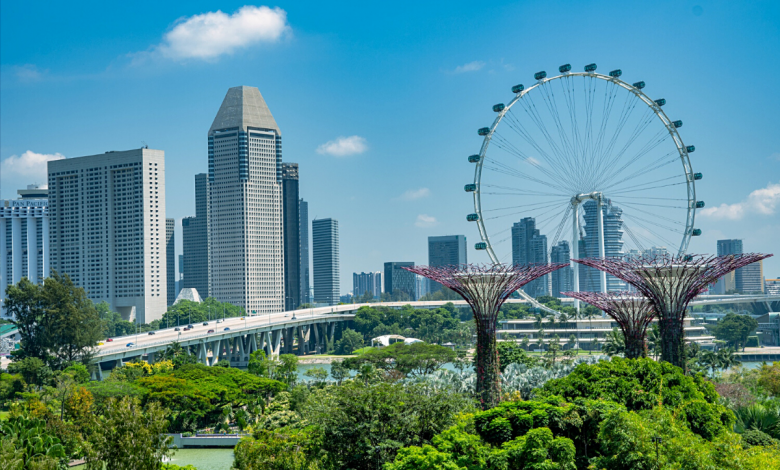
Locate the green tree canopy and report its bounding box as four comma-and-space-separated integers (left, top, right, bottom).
711, 313, 759, 351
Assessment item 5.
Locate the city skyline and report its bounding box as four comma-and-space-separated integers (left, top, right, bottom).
1, 1, 779, 292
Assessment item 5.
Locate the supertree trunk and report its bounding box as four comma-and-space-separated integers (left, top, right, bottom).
404, 263, 567, 410
659, 318, 686, 367
475, 322, 501, 408
623, 333, 647, 359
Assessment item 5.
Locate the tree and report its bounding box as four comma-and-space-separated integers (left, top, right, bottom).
303, 367, 328, 384
602, 328, 626, 357
84, 397, 173, 470
7, 357, 52, 388
276, 354, 299, 386
647, 323, 661, 360
0, 416, 66, 469
712, 313, 759, 351
7, 272, 102, 369
303, 380, 472, 469
335, 328, 364, 354
233, 428, 321, 470
543, 335, 562, 367
496, 341, 538, 371
159, 342, 198, 369
248, 350, 280, 378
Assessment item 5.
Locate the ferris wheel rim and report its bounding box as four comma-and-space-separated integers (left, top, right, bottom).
472, 70, 697, 266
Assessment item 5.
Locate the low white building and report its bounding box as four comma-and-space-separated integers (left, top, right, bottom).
1, 184, 49, 319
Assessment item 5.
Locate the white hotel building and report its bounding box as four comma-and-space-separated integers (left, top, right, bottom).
0, 185, 50, 318
48, 149, 167, 324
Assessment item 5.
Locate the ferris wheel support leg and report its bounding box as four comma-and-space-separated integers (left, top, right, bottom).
571, 203, 580, 314
597, 196, 607, 293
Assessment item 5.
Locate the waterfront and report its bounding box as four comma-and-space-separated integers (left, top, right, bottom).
72, 449, 235, 470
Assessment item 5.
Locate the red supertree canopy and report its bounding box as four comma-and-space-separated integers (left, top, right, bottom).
563, 291, 656, 358
403, 263, 568, 326
572, 253, 772, 322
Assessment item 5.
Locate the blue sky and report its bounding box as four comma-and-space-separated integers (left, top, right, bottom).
1, 0, 779, 292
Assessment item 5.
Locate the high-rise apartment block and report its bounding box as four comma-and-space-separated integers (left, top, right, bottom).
427, 235, 467, 294
0, 185, 49, 318
312, 218, 339, 305
208, 86, 284, 314
299, 199, 310, 305
512, 218, 549, 297
48, 149, 167, 323
550, 241, 573, 298
384, 262, 416, 301
166, 218, 175, 306
282, 163, 300, 311
182, 173, 210, 300
714, 239, 763, 293
353, 271, 382, 299
580, 200, 625, 292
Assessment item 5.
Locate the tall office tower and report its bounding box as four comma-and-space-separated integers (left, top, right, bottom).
165, 218, 175, 306
208, 86, 284, 314
550, 241, 573, 298
384, 262, 416, 300
281, 163, 300, 311
374, 271, 383, 297
739, 260, 764, 293
181, 174, 210, 300
714, 239, 743, 294
0, 185, 49, 318
511, 218, 549, 297
427, 235, 467, 294
299, 199, 310, 305
312, 218, 339, 305
580, 199, 625, 292
48, 149, 167, 323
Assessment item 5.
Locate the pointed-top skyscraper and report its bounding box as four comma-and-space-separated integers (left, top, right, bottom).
208, 86, 284, 314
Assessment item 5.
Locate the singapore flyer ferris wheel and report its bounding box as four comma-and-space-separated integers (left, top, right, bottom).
467, 63, 702, 303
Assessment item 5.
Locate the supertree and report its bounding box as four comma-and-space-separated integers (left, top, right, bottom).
403, 263, 566, 409
573, 253, 772, 369
563, 291, 656, 359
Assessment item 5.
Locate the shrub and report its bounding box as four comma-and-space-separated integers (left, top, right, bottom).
742, 429, 779, 448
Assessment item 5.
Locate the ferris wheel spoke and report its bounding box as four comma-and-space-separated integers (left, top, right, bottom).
609, 180, 688, 196
593, 114, 664, 189
483, 155, 569, 192
604, 173, 679, 194
538, 82, 581, 184
621, 221, 648, 253
592, 91, 640, 185
503, 110, 577, 183
620, 213, 680, 248
619, 209, 685, 232
602, 153, 679, 191
518, 94, 576, 179
547, 205, 572, 255
481, 184, 569, 197
585, 84, 623, 187
483, 201, 569, 221
488, 138, 574, 190
560, 76, 586, 180
592, 99, 648, 188
481, 199, 567, 214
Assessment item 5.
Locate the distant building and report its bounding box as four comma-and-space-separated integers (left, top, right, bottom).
182, 174, 210, 300
767, 279, 780, 296
48, 148, 167, 323
166, 218, 175, 306
208, 86, 284, 314
353, 271, 382, 299
384, 262, 416, 301
416, 274, 429, 300
427, 235, 467, 294
299, 199, 310, 305
512, 218, 548, 297
580, 200, 625, 292
739, 260, 764, 294
282, 163, 300, 311
550, 241, 573, 298
713, 239, 763, 294
0, 184, 49, 318
340, 294, 352, 304
312, 218, 339, 306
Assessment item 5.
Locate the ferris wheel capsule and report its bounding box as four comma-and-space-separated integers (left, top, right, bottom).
478, 127, 490, 136
512, 84, 525, 93
584, 63, 597, 72
475, 242, 487, 250
692, 229, 702, 236
467, 213, 480, 222
654, 99, 666, 107
559, 64, 572, 73
686, 145, 695, 153
493, 103, 505, 112
673, 120, 683, 128
633, 81, 646, 89
468, 155, 481, 163
464, 184, 477, 192
534, 71, 547, 80
609, 69, 622, 77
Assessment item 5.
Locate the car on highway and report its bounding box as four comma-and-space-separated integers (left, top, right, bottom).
98, 342, 104, 346
148, 331, 156, 335
174, 327, 181, 331
183, 327, 191, 331
224, 327, 230, 331
187, 324, 194, 329
207, 329, 215, 333
126, 343, 134, 347
203, 322, 209, 326
106, 338, 113, 342
240, 317, 245, 320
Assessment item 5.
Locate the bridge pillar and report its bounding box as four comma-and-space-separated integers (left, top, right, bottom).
197, 342, 208, 365
327, 322, 336, 351
312, 323, 321, 354
297, 326, 306, 355
91, 364, 104, 381
284, 328, 294, 354
147, 351, 156, 364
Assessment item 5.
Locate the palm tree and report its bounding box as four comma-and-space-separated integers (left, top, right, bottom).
647, 324, 661, 360
734, 403, 780, 438
717, 347, 740, 371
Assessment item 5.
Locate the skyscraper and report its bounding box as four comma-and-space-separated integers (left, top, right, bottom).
714, 239, 743, 294
208, 86, 284, 314
312, 218, 339, 305
427, 235, 467, 294
550, 241, 573, 298
282, 163, 300, 311
182, 173, 210, 300
512, 217, 548, 297
0, 185, 49, 318
580, 199, 625, 292
353, 271, 382, 299
48, 148, 167, 323
384, 262, 416, 301
299, 199, 310, 305
166, 218, 175, 306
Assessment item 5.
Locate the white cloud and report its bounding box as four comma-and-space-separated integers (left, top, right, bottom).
527, 156, 541, 166
415, 214, 438, 228
453, 61, 485, 73
699, 181, 780, 220
14, 64, 46, 82
1, 151, 65, 185
399, 188, 430, 201
147, 6, 290, 61
316, 136, 368, 157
